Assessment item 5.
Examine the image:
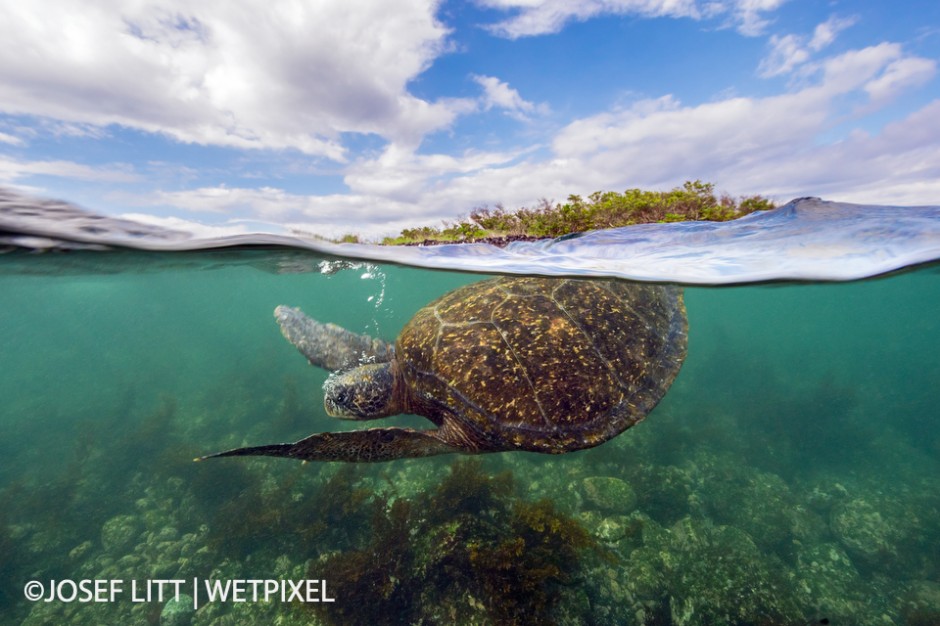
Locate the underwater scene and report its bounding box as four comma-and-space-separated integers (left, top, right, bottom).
1, 246, 938, 626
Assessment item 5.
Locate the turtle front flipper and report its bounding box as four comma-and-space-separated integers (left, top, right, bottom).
197, 427, 461, 463
275, 305, 393, 372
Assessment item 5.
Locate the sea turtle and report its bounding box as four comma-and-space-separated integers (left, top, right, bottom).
200, 276, 687, 463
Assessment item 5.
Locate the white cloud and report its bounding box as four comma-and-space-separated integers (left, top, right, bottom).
140, 184, 440, 239
343, 142, 527, 201
539, 45, 937, 197
864, 57, 936, 103
3, 1, 935, 241
809, 14, 857, 51
0, 0, 466, 158
735, 99, 940, 205
474, 75, 531, 112
759, 14, 857, 77
478, 0, 786, 38
0, 131, 23, 146
472, 75, 548, 120
549, 91, 829, 191
0, 156, 138, 183
730, 0, 788, 37
479, 0, 700, 38
816, 43, 925, 95
758, 34, 809, 77
112, 40, 939, 239
152, 60, 940, 240
397, 45, 940, 228
144, 142, 532, 233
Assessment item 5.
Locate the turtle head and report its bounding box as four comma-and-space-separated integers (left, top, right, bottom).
322, 362, 402, 419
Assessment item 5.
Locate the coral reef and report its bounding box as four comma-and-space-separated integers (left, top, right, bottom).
4, 386, 938, 626
581, 476, 638, 513
901, 580, 940, 626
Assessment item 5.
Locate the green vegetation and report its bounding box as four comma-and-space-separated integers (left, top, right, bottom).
313, 459, 604, 626
381, 180, 775, 245
334, 233, 361, 244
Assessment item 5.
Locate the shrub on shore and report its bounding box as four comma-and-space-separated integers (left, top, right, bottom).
380, 180, 774, 245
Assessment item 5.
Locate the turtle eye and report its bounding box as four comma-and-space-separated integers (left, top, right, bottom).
334, 390, 349, 406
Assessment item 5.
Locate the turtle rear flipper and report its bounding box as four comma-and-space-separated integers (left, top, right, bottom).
275, 305, 393, 372
198, 427, 460, 463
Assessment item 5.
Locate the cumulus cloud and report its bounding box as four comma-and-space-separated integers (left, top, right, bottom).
350, 44, 938, 232
735, 99, 940, 205
0, 0, 467, 158
540, 44, 937, 195
478, 0, 786, 38
3, 2, 935, 238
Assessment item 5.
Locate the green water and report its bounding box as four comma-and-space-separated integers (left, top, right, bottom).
1, 257, 938, 625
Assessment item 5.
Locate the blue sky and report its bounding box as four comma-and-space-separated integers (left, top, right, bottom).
0, 0, 938, 238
